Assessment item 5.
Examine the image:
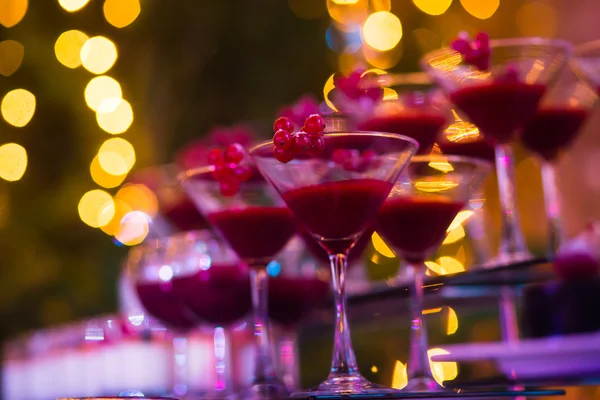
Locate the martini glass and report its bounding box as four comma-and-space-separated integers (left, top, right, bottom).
375, 155, 491, 391
250, 132, 418, 396
422, 38, 573, 265
520, 70, 597, 255
571, 39, 600, 96
180, 166, 296, 399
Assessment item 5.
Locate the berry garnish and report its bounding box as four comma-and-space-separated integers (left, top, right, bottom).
276, 95, 321, 128
334, 69, 383, 103
333, 149, 380, 172
272, 114, 326, 163
273, 117, 294, 133
208, 143, 251, 196
451, 32, 491, 71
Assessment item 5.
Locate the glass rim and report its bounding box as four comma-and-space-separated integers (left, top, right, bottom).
574, 39, 600, 56
420, 36, 574, 67
249, 131, 420, 158
361, 72, 434, 88
410, 154, 494, 171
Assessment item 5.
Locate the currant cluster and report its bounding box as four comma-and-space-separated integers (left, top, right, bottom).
451, 32, 490, 71
334, 69, 383, 102
208, 143, 252, 196
332, 149, 379, 173
272, 114, 326, 163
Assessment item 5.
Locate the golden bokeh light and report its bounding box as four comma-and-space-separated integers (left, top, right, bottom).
96, 98, 133, 134
85, 75, 122, 112
54, 30, 88, 69
0, 0, 28, 28
447, 307, 458, 335
447, 210, 473, 231
98, 137, 136, 176
323, 73, 337, 112
58, 0, 90, 12
443, 224, 465, 245
372, 231, 396, 258
100, 197, 132, 236
363, 11, 402, 51
327, 0, 368, 27
428, 348, 458, 384
115, 211, 150, 246
115, 183, 159, 217
363, 43, 403, 69
0, 40, 24, 77
78, 189, 115, 228
370, 0, 391, 12
459, 0, 499, 19
90, 155, 127, 189
0, 143, 27, 182
103, 0, 141, 28
1, 89, 36, 127
413, 0, 452, 16
391, 360, 408, 389
80, 36, 118, 74
438, 256, 465, 274
516, 1, 557, 38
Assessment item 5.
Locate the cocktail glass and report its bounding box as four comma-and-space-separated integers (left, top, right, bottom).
422, 38, 572, 265
375, 155, 491, 391
179, 166, 296, 399
520, 68, 597, 255
250, 132, 418, 396
571, 39, 600, 96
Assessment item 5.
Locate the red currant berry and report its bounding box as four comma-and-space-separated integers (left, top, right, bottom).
293, 132, 311, 154
212, 164, 232, 181
274, 148, 294, 163
332, 149, 348, 165
208, 148, 225, 166
307, 136, 325, 157
219, 180, 240, 197
342, 150, 360, 172
273, 117, 294, 133
304, 114, 325, 135
273, 129, 293, 150
232, 165, 252, 181
225, 143, 245, 164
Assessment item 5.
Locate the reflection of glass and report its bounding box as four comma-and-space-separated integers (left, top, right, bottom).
520, 68, 597, 254
422, 38, 573, 265
375, 155, 491, 391
251, 132, 418, 396
180, 168, 295, 399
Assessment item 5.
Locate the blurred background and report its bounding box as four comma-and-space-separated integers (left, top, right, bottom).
0, 0, 599, 345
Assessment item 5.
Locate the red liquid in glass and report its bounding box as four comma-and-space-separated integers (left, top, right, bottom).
375, 196, 465, 263
357, 112, 447, 154
268, 276, 330, 327
300, 226, 374, 265
173, 265, 252, 325
520, 107, 589, 161
136, 281, 196, 331
207, 207, 296, 265
163, 197, 208, 232
282, 179, 393, 254
450, 82, 546, 144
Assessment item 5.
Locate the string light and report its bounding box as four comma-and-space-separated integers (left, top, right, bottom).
55, 30, 88, 69
115, 211, 151, 245
0, 0, 28, 28
0, 143, 27, 182
80, 36, 118, 74
0, 40, 25, 76
97, 138, 136, 176
96, 98, 133, 134
58, 0, 90, 13
363, 11, 402, 51
459, 0, 499, 19
413, 0, 452, 16
84, 75, 122, 112
78, 190, 115, 228
1, 89, 36, 127
90, 155, 127, 189
103, 0, 141, 28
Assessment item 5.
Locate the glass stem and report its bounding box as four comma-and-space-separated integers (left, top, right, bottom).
249, 268, 277, 385
541, 162, 564, 256
172, 336, 188, 397
278, 329, 300, 392
495, 143, 530, 260
213, 327, 228, 393
328, 253, 359, 377
406, 264, 434, 382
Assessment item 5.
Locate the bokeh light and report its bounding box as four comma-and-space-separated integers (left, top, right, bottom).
115, 183, 159, 217
327, 0, 368, 27
413, 0, 452, 16
370, 0, 391, 12
78, 190, 115, 228
459, 0, 499, 19
54, 30, 88, 69
1, 89, 36, 127
90, 155, 127, 189
323, 73, 337, 111
58, 0, 90, 12
0, 40, 24, 76
443, 224, 465, 245
516, 1, 557, 38
96, 98, 133, 134
391, 360, 408, 389
363, 43, 403, 69
115, 211, 150, 246
84, 75, 122, 112
429, 348, 458, 384
103, 0, 141, 28
80, 36, 118, 74
363, 11, 402, 51
100, 197, 132, 236
372, 231, 396, 258
0, 0, 28, 28
98, 138, 136, 176
0, 143, 27, 182
447, 307, 458, 334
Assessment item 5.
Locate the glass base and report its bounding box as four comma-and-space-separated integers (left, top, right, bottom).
485, 250, 534, 268
236, 378, 289, 400
403, 376, 446, 392
291, 374, 397, 397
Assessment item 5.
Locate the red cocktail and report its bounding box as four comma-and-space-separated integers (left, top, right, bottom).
135, 281, 197, 331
